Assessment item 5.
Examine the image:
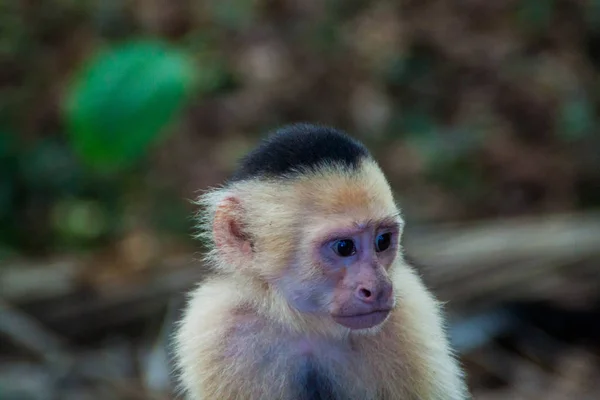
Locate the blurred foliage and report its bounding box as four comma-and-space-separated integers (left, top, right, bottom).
0, 0, 599, 258
1, 4, 599, 400
65, 40, 197, 171
558, 94, 596, 142
516, 0, 556, 34
209, 0, 258, 31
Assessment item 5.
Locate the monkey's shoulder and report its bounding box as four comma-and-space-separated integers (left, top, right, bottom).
176, 279, 256, 352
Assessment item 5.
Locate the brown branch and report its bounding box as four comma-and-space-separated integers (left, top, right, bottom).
2, 212, 599, 334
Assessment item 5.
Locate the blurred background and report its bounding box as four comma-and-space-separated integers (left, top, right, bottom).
1, 0, 599, 399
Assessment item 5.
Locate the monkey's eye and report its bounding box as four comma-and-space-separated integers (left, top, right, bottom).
333, 239, 356, 257
375, 233, 392, 252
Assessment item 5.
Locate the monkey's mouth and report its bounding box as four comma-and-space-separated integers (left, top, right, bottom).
331, 309, 391, 330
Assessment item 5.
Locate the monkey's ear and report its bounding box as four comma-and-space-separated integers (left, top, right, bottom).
213, 196, 253, 266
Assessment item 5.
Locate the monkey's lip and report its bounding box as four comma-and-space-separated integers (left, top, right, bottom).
331, 309, 391, 330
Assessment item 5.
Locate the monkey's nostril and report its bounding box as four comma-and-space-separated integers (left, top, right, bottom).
359, 288, 372, 298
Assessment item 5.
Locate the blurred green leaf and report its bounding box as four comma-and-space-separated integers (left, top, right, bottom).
557, 96, 595, 142
64, 40, 198, 171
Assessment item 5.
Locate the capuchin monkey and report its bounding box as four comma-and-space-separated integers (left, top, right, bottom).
174, 124, 470, 400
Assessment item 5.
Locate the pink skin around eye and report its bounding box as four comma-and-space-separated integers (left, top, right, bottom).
317, 225, 399, 266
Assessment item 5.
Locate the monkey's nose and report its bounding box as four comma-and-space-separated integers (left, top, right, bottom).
356, 286, 375, 302
356, 282, 393, 305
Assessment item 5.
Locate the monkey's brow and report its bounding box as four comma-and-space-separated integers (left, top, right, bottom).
354, 215, 403, 230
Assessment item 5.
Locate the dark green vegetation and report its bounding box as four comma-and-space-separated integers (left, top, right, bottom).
0, 0, 598, 259
1, 3, 600, 400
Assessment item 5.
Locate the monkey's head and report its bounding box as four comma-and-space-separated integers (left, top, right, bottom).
197, 124, 404, 333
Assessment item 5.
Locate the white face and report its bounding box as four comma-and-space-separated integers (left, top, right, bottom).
278, 215, 402, 331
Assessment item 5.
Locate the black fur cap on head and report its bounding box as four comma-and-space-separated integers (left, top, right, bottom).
229, 123, 371, 182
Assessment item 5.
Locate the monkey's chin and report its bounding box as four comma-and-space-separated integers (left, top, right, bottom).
331, 310, 390, 330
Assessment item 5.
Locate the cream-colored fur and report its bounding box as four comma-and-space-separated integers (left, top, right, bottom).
174, 159, 469, 399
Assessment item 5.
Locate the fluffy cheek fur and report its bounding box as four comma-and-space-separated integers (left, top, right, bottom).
274, 252, 337, 316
